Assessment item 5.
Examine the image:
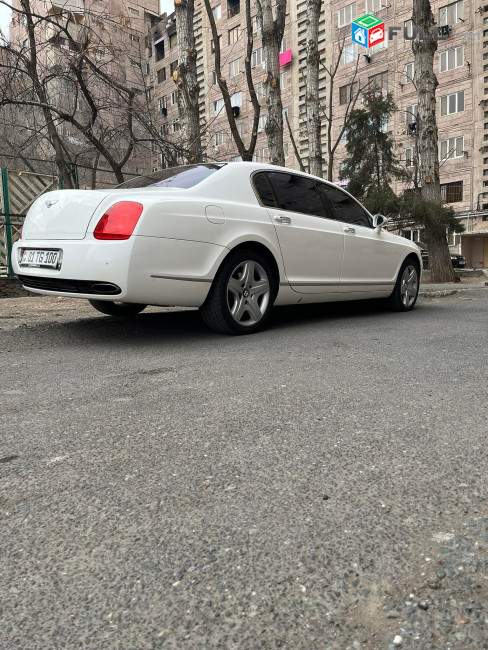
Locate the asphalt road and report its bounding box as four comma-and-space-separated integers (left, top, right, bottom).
1, 290, 487, 649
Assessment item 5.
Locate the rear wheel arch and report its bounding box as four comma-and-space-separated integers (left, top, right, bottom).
218, 241, 281, 299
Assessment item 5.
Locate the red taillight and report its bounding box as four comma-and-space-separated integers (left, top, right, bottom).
94, 202, 143, 240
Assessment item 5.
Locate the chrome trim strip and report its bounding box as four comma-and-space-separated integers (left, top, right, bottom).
151, 274, 212, 283
290, 280, 395, 287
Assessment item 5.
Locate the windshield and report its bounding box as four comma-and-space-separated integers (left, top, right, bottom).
117, 164, 226, 189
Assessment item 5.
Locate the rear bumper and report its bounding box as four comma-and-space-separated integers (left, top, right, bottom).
12, 236, 226, 306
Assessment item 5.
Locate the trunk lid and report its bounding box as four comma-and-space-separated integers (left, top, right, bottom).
23, 190, 109, 240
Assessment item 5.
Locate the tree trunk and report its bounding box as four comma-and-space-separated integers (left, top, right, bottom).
305, 0, 322, 177
257, 0, 286, 166
174, 0, 202, 163
412, 0, 454, 281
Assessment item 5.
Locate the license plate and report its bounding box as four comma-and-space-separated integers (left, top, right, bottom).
20, 249, 61, 269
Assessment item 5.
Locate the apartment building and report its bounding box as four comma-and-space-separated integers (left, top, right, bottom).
5, 0, 488, 265
151, 0, 295, 166
8, 0, 159, 177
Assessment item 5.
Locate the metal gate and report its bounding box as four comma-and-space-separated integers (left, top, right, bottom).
0, 168, 61, 276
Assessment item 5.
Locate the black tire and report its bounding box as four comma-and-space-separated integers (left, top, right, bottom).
88, 300, 147, 317
386, 258, 420, 312
200, 249, 276, 335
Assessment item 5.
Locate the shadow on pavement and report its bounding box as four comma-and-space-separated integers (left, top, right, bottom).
4, 298, 427, 350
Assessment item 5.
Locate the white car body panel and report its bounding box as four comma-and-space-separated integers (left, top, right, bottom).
12, 162, 421, 311
267, 209, 344, 294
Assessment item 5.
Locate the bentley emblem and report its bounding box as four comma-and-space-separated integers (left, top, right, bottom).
45, 199, 58, 208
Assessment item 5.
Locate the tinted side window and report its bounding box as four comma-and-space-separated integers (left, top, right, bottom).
320, 185, 372, 227
267, 172, 327, 218
253, 173, 276, 207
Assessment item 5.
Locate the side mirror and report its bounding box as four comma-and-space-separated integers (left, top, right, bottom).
373, 214, 388, 229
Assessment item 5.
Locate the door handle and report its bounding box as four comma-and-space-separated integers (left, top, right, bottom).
343, 226, 356, 234
273, 215, 292, 224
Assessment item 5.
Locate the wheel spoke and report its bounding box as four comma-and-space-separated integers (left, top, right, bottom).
232, 297, 247, 321
246, 297, 263, 322
241, 261, 255, 286
250, 279, 269, 298
228, 277, 242, 297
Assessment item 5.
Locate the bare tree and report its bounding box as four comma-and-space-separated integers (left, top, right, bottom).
304, 0, 322, 176
204, 0, 260, 161
412, 0, 454, 281
322, 41, 362, 181
255, 0, 286, 165
0, 0, 182, 185
174, 0, 203, 163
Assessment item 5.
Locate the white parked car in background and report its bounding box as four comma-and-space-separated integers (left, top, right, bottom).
13, 162, 422, 334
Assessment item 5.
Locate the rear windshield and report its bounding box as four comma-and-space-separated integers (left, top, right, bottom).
117, 164, 226, 189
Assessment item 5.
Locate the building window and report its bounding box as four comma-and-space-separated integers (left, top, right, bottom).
212, 4, 222, 20
169, 33, 177, 49
228, 0, 240, 18
212, 70, 218, 85
404, 20, 413, 38
170, 60, 178, 75
251, 47, 265, 68
172, 119, 181, 133
155, 40, 165, 62
214, 98, 225, 115
258, 114, 268, 132
230, 91, 242, 107
254, 147, 269, 163
439, 45, 464, 72
440, 180, 463, 202
229, 58, 240, 77
368, 71, 388, 92
339, 43, 358, 66
280, 36, 287, 54
280, 71, 287, 90
215, 130, 225, 146
236, 123, 244, 137
439, 0, 464, 26
404, 147, 414, 167
404, 62, 414, 83
405, 104, 418, 125
282, 107, 289, 123
366, 0, 381, 11
128, 7, 139, 15
129, 58, 139, 68
439, 136, 464, 160
157, 67, 166, 83
228, 25, 241, 44
129, 33, 140, 42
171, 90, 177, 105
339, 82, 358, 105
253, 16, 261, 35
440, 90, 464, 116
338, 2, 356, 27
158, 96, 167, 111
254, 81, 265, 98
161, 123, 168, 135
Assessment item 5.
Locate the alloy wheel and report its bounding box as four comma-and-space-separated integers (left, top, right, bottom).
400, 264, 418, 308
227, 260, 271, 326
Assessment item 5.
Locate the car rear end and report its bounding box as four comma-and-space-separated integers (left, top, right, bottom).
13, 190, 142, 301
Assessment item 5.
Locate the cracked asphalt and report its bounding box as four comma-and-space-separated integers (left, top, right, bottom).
1, 289, 487, 649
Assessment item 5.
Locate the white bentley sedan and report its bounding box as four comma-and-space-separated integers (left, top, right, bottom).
13, 162, 421, 334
